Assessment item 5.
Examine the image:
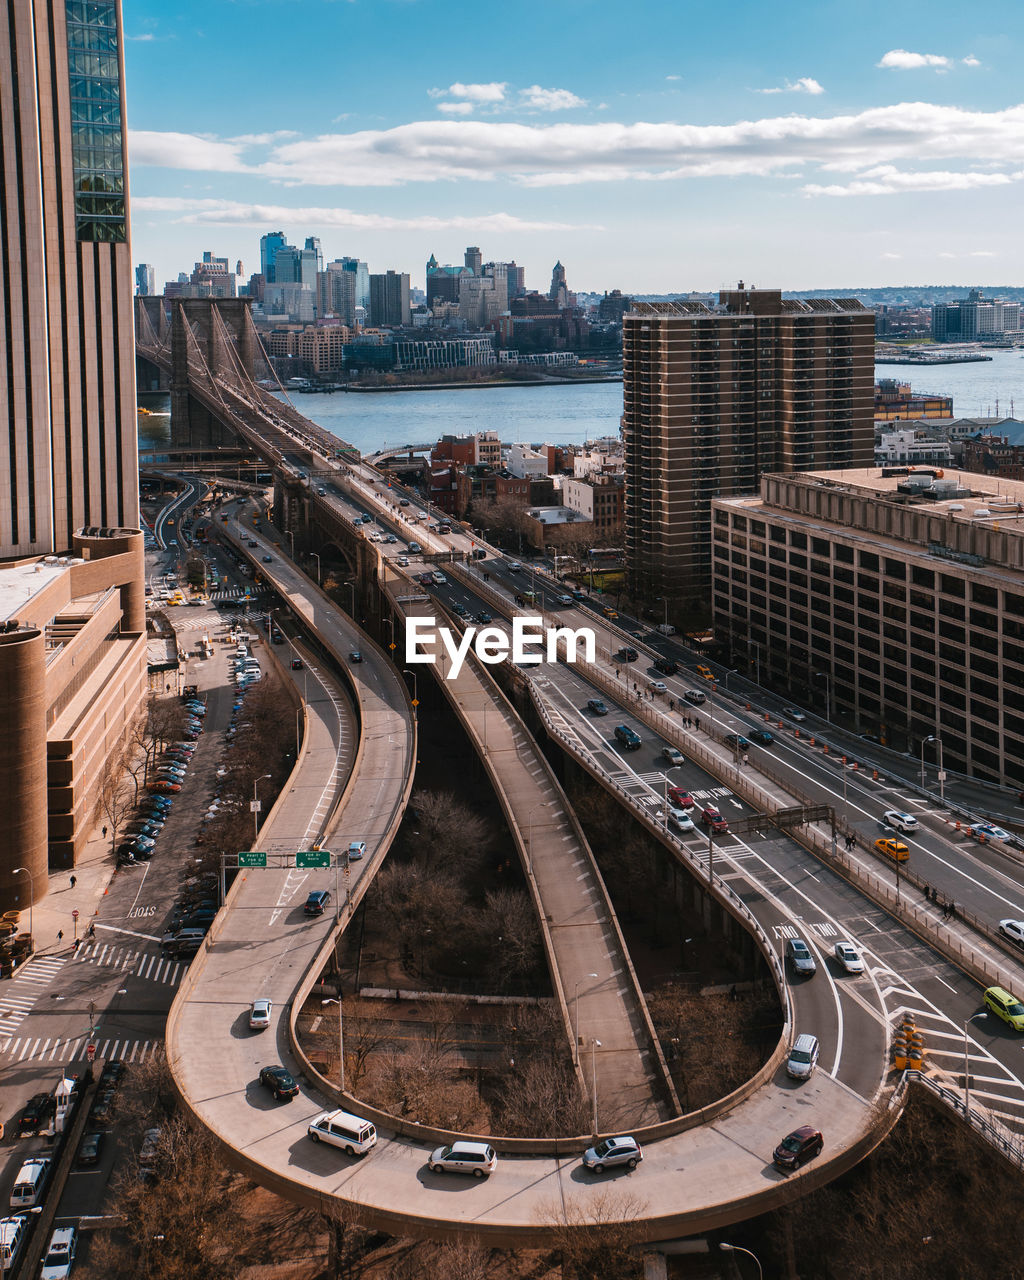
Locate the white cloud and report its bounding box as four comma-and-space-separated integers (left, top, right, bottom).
430, 81, 507, 103
963, 55, 981, 67
519, 85, 587, 111
880, 252, 902, 259
665, 75, 681, 81
757, 77, 825, 96
970, 249, 996, 256
130, 101, 1024, 194
877, 49, 952, 70
130, 195, 596, 233
125, 32, 156, 41
437, 102, 474, 115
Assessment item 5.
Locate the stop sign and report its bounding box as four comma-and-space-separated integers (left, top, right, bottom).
72, 909, 79, 920
86, 1042, 96, 1062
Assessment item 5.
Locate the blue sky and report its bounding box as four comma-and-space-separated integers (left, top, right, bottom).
124, 0, 1024, 294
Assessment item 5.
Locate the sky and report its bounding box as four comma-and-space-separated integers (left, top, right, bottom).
123, 0, 1024, 296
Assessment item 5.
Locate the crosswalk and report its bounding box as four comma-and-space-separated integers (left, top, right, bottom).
70, 941, 183, 987
0, 1034, 159, 1065
0, 955, 68, 1035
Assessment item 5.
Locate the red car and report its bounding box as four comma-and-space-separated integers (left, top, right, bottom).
701, 805, 728, 833
773, 1125, 823, 1171
668, 788, 694, 810
150, 780, 181, 794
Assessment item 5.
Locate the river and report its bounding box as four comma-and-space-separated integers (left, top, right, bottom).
137, 350, 1024, 456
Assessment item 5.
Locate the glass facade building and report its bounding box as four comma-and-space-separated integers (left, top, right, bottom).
65, 1, 126, 241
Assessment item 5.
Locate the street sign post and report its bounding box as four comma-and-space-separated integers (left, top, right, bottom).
239, 851, 268, 868
296, 849, 331, 869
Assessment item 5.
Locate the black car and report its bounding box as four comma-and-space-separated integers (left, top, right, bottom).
773, 1125, 824, 1171
100, 1061, 127, 1088
89, 1087, 117, 1125
617, 647, 639, 663
259, 1065, 299, 1100
304, 889, 331, 915
349, 651, 363, 664
77, 1131, 105, 1166
587, 699, 609, 716
724, 734, 751, 751
749, 729, 775, 746
653, 657, 679, 675
20, 1092, 55, 1136
475, 611, 492, 624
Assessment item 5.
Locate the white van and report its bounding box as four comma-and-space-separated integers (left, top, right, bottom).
307, 1109, 377, 1156
10, 1157, 50, 1208
0, 1216, 27, 1273
786, 1033, 820, 1081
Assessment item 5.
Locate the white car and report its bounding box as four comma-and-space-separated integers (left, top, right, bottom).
40, 1226, 77, 1280
667, 807, 696, 833
834, 941, 865, 974
249, 997, 272, 1030
973, 823, 1013, 843
882, 810, 919, 834
347, 841, 366, 861
428, 1140, 497, 1177
998, 919, 1024, 948
648, 681, 668, 695
783, 707, 806, 722
662, 746, 684, 766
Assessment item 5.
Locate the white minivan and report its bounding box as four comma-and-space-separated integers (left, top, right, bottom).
0, 1216, 27, 1273
307, 1109, 377, 1156
786, 1033, 820, 1081
9, 1157, 50, 1209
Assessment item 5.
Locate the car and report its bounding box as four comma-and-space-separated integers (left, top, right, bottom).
571, 589, 587, 601
972, 823, 1014, 843
834, 941, 865, 974
249, 998, 272, 1031
407, 542, 422, 553
874, 837, 909, 862
724, 734, 751, 751
983, 986, 1024, 1031
150, 780, 181, 793
291, 658, 304, 670
20, 1092, 55, 1136
304, 889, 331, 915
259, 1065, 299, 1100
428, 1141, 497, 1178
138, 1126, 162, 1166
431, 571, 447, 585
683, 689, 706, 706
587, 699, 609, 716
701, 806, 728, 833
116, 843, 152, 863
40, 1226, 77, 1280
653, 656, 679, 675
603, 606, 618, 619
248, 539, 258, 547
451, 602, 468, 617
307, 1109, 377, 1155
76, 1131, 105, 1166
882, 810, 919, 834
668, 807, 696, 833
786, 938, 817, 977
662, 746, 684, 766
696, 664, 714, 680
89, 1088, 116, 1125
262, 555, 273, 563
668, 787, 694, 809
399, 498, 410, 506
418, 572, 434, 586
581, 1134, 643, 1173
786, 1033, 820, 1081
475, 611, 492, 624
157, 767, 187, 781
556, 594, 573, 606
614, 724, 642, 751
749, 729, 774, 746
782, 707, 807, 722
385, 534, 398, 545
396, 555, 410, 567
618, 647, 639, 662
99, 1060, 127, 1089
998, 919, 1024, 949
507, 560, 522, 572
648, 680, 668, 694
773, 1125, 823, 1171
126, 822, 162, 840
349, 650, 362, 663
126, 834, 156, 852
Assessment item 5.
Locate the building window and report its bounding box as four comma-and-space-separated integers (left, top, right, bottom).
65, 1, 126, 242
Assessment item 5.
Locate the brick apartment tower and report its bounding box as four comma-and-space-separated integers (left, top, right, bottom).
1, 0, 145, 913
622, 286, 875, 614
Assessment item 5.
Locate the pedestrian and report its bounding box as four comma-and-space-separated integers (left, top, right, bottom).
102, 826, 107, 838
73, 938, 81, 952
57, 929, 63, 943
87, 922, 96, 939
69, 874, 76, 889
669, 699, 675, 712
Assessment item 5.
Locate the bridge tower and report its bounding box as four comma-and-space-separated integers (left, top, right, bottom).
135, 296, 170, 392
170, 298, 257, 448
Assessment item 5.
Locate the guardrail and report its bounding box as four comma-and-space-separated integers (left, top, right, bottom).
904, 1070, 1024, 1172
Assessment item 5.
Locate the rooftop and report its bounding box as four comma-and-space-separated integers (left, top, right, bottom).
0, 557, 80, 624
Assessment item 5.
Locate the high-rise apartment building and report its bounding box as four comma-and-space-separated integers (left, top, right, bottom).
622, 287, 874, 612
260, 231, 287, 283
464, 245, 482, 275
370, 270, 411, 327
1, 0, 147, 907
135, 263, 156, 296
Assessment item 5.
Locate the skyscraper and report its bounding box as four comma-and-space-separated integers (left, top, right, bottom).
260, 230, 287, 283
1, 0, 147, 902
370, 271, 411, 327
622, 287, 874, 613
549, 261, 567, 307
464, 245, 482, 275
136, 263, 156, 296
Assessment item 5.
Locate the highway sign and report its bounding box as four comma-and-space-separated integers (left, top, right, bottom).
239, 851, 267, 868
296, 849, 331, 869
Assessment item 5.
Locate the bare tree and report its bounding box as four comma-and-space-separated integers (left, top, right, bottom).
543, 1188, 648, 1280
478, 888, 541, 991
100, 761, 136, 856
403, 789, 493, 876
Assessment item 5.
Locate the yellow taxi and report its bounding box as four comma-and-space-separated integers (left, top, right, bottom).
874, 837, 909, 863
983, 986, 1024, 1031
603, 606, 618, 619
697, 664, 714, 681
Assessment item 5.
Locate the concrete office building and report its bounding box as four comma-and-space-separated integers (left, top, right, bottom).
711, 468, 1024, 785
623, 287, 874, 613
0, 0, 147, 910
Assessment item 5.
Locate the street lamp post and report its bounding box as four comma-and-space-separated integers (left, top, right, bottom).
402, 669, 418, 718
322, 997, 345, 1092
720, 1244, 763, 1280
12, 866, 35, 947
923, 734, 946, 803
310, 552, 321, 585
286, 529, 295, 558
590, 1037, 602, 1135
252, 773, 272, 843
964, 1011, 986, 1117
574, 973, 598, 1070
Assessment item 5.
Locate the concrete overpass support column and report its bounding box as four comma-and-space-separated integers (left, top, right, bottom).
0, 629, 49, 913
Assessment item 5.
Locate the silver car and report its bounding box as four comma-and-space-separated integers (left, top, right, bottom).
582, 1135, 643, 1173
428, 1141, 497, 1177
833, 941, 865, 974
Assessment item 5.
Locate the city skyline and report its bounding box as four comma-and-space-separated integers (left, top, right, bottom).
124, 0, 1022, 293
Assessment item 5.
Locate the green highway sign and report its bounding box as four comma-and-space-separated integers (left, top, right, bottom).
239, 851, 267, 867
296, 849, 331, 869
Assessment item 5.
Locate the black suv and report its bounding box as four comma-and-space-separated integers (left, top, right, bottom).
304, 889, 331, 915
20, 1092, 55, 1136
653, 657, 679, 675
